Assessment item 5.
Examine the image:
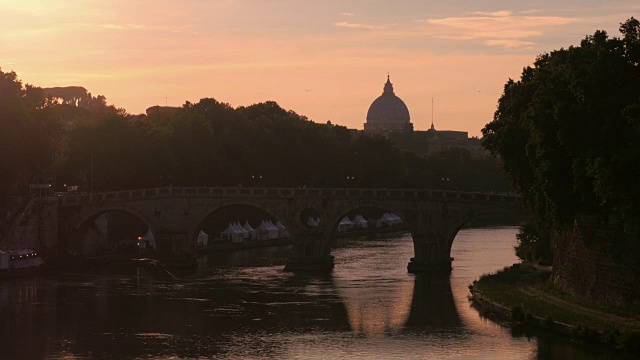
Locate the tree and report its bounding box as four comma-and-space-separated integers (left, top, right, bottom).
0, 69, 62, 200
482, 18, 640, 229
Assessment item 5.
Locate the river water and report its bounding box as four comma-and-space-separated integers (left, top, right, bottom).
0, 227, 617, 359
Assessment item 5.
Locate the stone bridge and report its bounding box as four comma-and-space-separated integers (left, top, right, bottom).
57, 187, 522, 272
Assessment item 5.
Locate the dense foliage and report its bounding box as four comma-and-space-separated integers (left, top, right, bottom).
514, 221, 552, 263
482, 18, 640, 229
63, 99, 511, 192
0, 69, 62, 201
1, 69, 512, 206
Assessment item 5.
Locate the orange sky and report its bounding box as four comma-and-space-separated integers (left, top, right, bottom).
1, 1, 638, 136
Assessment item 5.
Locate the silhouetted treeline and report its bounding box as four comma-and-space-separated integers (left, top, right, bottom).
483, 17, 640, 227
1, 68, 512, 204
1, 70, 62, 200
61, 99, 511, 192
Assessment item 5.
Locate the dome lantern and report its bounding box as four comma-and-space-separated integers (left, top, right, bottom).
364, 75, 413, 133
383, 74, 394, 95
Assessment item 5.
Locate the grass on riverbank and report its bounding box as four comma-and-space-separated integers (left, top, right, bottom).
471, 264, 640, 352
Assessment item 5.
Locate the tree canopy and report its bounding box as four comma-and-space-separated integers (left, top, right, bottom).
482, 18, 640, 228
0, 69, 62, 200
1, 68, 513, 208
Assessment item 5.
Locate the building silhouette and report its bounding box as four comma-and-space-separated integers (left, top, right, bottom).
364, 75, 413, 134
362, 75, 486, 157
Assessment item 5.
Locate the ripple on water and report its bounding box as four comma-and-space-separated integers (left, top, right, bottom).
0, 227, 614, 359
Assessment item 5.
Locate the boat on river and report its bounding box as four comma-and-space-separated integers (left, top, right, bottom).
0, 249, 45, 278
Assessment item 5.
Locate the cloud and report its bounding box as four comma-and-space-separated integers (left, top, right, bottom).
340, 12, 355, 17
100, 23, 146, 30
484, 39, 535, 48
471, 30, 543, 39
98, 23, 193, 34
435, 30, 542, 40
423, 10, 577, 48
426, 15, 576, 30
470, 11, 513, 17
519, 9, 544, 14
334, 22, 386, 30
434, 35, 476, 40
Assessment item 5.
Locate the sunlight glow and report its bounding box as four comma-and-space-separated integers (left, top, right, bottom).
1, 0, 637, 135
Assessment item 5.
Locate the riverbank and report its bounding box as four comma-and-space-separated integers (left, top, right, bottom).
470, 264, 640, 353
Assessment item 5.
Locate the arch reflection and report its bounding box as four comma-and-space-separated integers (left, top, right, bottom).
405, 274, 462, 329
332, 274, 413, 336
332, 272, 462, 336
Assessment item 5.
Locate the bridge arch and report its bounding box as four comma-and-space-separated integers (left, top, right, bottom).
189, 201, 294, 246
441, 211, 474, 258
405, 206, 475, 272
72, 204, 158, 255
323, 204, 409, 243
319, 203, 480, 272
311, 203, 411, 262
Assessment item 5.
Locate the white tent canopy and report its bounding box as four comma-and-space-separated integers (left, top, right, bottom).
266, 220, 279, 238
141, 229, 156, 249
274, 220, 289, 237
235, 222, 249, 239
221, 222, 244, 243
337, 216, 354, 232
256, 221, 267, 240
243, 221, 257, 240
379, 212, 402, 226
257, 220, 279, 240
352, 214, 368, 229
307, 217, 319, 227
197, 230, 209, 247
243, 221, 255, 232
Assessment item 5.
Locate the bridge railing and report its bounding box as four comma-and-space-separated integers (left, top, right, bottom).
59, 187, 520, 206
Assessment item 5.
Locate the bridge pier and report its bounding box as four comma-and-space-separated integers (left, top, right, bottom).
407, 237, 453, 273
284, 235, 334, 272
407, 257, 452, 273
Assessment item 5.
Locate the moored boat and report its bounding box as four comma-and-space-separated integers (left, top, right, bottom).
0, 249, 45, 278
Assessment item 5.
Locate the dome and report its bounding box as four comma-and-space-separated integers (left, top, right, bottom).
365, 76, 412, 133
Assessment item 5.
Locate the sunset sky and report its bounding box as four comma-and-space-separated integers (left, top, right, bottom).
1, 0, 638, 136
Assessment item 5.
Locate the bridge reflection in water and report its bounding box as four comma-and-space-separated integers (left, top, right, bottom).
0, 230, 609, 359
334, 273, 461, 336
0, 267, 461, 357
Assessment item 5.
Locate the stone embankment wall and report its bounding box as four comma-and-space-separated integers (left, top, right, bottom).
3, 197, 59, 251
553, 216, 640, 306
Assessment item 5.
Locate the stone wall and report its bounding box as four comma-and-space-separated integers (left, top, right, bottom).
4, 197, 58, 251
552, 216, 640, 306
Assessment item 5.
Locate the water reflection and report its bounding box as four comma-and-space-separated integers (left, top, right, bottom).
333, 270, 413, 336
405, 274, 461, 329
332, 272, 462, 336
0, 230, 625, 359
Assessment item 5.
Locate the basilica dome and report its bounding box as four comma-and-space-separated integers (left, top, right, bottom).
364, 76, 412, 133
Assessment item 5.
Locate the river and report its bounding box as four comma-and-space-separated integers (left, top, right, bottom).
0, 227, 617, 359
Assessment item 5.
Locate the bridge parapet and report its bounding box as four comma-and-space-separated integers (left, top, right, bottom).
59, 187, 520, 207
